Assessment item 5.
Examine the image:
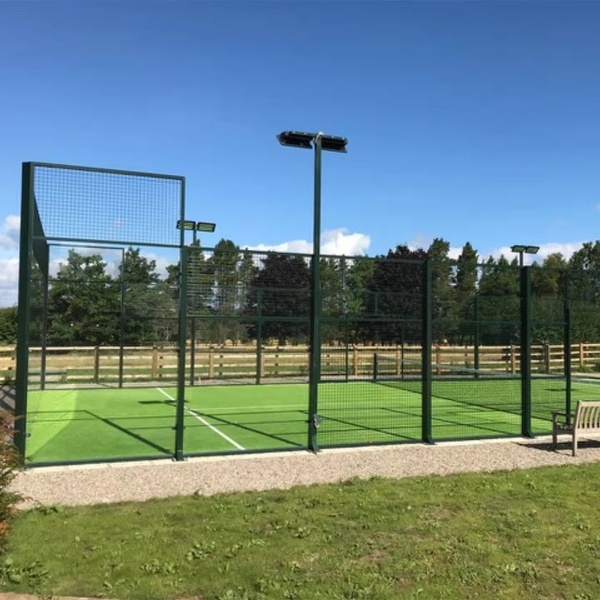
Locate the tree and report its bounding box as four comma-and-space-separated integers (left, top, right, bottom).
366, 245, 427, 344
427, 238, 457, 343
320, 257, 346, 344
343, 257, 375, 345
119, 247, 163, 345
454, 242, 479, 345
0, 308, 17, 346
186, 244, 216, 345
477, 255, 520, 345
47, 250, 120, 346
209, 239, 241, 344
531, 253, 568, 344
567, 243, 600, 342
247, 253, 311, 345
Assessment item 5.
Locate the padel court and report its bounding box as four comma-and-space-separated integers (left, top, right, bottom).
24, 376, 593, 464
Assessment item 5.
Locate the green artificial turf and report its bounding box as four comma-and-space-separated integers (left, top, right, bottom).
22, 377, 597, 464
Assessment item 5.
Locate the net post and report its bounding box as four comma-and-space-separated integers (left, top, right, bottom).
422, 259, 434, 444
520, 266, 533, 438
372, 352, 378, 382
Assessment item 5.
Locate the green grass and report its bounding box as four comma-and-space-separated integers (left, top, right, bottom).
5, 463, 600, 599
23, 377, 596, 464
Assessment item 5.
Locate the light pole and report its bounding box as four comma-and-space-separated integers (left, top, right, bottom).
176, 220, 217, 387
510, 244, 540, 268
277, 130, 348, 452
510, 244, 538, 439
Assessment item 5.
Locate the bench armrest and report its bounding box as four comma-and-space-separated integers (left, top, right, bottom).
552, 411, 575, 423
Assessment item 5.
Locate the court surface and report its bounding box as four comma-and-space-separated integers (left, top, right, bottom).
23, 377, 598, 464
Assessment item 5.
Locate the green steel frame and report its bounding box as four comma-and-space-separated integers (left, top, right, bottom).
13, 161, 583, 468
15, 161, 187, 464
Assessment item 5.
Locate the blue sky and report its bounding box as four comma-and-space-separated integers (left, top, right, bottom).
1, 1, 600, 305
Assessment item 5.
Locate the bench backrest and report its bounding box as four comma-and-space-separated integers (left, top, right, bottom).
575, 401, 600, 431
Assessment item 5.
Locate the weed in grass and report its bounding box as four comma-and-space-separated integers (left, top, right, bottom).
139, 558, 179, 576
0, 557, 48, 588
186, 540, 216, 561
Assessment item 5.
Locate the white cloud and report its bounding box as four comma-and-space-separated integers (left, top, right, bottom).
0, 258, 19, 307
448, 247, 463, 260
491, 242, 584, 265
246, 228, 371, 256
406, 234, 463, 260
0, 215, 19, 249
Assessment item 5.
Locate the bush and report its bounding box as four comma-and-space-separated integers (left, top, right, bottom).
0, 387, 20, 556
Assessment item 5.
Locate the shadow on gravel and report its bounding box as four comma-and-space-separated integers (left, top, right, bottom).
516, 438, 600, 454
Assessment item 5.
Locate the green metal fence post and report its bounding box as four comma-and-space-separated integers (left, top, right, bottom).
474, 294, 480, 377
520, 266, 533, 438
372, 352, 378, 382
15, 162, 34, 459
118, 277, 125, 389
564, 300, 572, 425
307, 135, 323, 453
175, 246, 189, 461
344, 331, 350, 382
255, 289, 263, 385
422, 259, 434, 444
190, 318, 196, 386
40, 274, 49, 391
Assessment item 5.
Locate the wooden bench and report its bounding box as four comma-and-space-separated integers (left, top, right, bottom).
552, 401, 600, 456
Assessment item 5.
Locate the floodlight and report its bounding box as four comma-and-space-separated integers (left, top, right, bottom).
511, 244, 539, 267
277, 131, 314, 149
277, 131, 348, 153
196, 222, 216, 233
177, 220, 195, 231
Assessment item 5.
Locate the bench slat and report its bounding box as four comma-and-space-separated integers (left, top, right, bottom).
554, 401, 600, 456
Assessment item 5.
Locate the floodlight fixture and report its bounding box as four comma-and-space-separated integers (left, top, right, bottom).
277, 131, 348, 153
177, 220, 195, 231
511, 244, 540, 267
177, 220, 217, 245
196, 222, 216, 233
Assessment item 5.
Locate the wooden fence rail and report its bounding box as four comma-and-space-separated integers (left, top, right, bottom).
3, 343, 600, 386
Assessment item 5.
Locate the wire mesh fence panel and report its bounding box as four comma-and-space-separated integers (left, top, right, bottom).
530, 267, 569, 434
317, 256, 424, 447
18, 163, 184, 465
566, 269, 600, 422
183, 247, 311, 455
431, 262, 522, 440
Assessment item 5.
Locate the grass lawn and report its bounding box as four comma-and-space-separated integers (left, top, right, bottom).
23, 376, 584, 464
4, 463, 600, 599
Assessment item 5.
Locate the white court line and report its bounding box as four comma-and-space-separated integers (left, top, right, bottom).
156, 388, 245, 451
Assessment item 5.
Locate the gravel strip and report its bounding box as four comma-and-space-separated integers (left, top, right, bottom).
10, 436, 600, 509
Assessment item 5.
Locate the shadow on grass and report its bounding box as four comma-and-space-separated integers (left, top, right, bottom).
85, 410, 172, 455
319, 411, 419, 444
196, 411, 306, 449
381, 405, 519, 438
